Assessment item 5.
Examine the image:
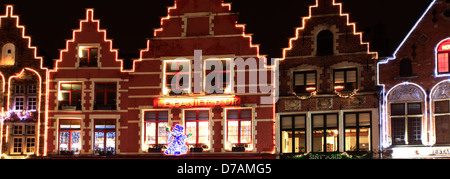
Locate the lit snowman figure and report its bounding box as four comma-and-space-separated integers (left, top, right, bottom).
164, 124, 192, 156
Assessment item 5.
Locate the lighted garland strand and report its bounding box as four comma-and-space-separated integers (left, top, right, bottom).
292, 91, 317, 101
288, 152, 370, 159
334, 89, 359, 99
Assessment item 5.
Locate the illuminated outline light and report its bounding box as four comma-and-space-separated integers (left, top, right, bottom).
0, 5, 49, 157
434, 38, 450, 77
377, 0, 436, 148
279, 0, 378, 62
51, 9, 130, 73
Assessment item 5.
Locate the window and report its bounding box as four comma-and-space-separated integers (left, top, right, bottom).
14, 97, 24, 111
59, 119, 81, 154
281, 115, 306, 154
15, 85, 24, 94
344, 112, 372, 152
293, 71, 316, 94
144, 111, 169, 148
185, 110, 209, 148
59, 83, 82, 110
317, 30, 334, 56
13, 138, 22, 154
437, 39, 450, 74
13, 125, 23, 135
94, 120, 116, 155
1, 43, 15, 65
28, 85, 37, 94
165, 61, 190, 95
186, 17, 210, 36
79, 47, 98, 67
25, 138, 35, 154
226, 109, 252, 148
400, 58, 413, 77
390, 103, 423, 145
205, 59, 231, 94
312, 114, 339, 152
434, 100, 450, 144
25, 125, 35, 135
94, 83, 117, 110
27, 97, 37, 111
334, 68, 357, 92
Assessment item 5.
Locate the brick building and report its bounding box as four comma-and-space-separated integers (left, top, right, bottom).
46, 9, 129, 156
0, 6, 48, 158
378, 0, 450, 158
128, 0, 275, 158
276, 0, 379, 158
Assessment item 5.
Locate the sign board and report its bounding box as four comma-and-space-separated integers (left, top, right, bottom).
154, 96, 241, 108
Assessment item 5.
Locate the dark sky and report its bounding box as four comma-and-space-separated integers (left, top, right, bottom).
0, 0, 433, 66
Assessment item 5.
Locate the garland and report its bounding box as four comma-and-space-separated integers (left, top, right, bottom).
292, 91, 317, 101
334, 89, 359, 99
287, 152, 370, 159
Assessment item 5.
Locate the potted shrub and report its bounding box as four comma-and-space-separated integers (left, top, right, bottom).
60, 150, 74, 155
148, 145, 165, 153
190, 144, 206, 153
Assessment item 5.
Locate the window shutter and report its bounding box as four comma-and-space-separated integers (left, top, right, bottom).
295, 73, 305, 86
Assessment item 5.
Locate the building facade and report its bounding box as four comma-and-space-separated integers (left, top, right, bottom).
0, 6, 48, 158
379, 0, 450, 159
276, 0, 380, 158
47, 9, 129, 157
128, 0, 275, 158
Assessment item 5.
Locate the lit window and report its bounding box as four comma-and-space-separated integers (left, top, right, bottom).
79, 47, 98, 67
226, 109, 252, 148
185, 110, 209, 149
1, 43, 15, 65
205, 59, 231, 94
390, 103, 423, 145
144, 111, 168, 151
13, 138, 22, 154
344, 112, 372, 152
13, 125, 23, 135
312, 114, 339, 152
59, 119, 81, 154
334, 68, 357, 92
434, 100, 450, 144
437, 39, 450, 74
28, 85, 37, 94
15, 85, 24, 94
293, 71, 316, 94
94, 120, 116, 155
94, 83, 117, 110
27, 96, 37, 111
59, 82, 82, 111
26, 138, 35, 154
165, 61, 190, 95
14, 96, 24, 111
281, 115, 306, 154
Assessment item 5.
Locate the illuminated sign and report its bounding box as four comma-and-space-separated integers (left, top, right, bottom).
154, 97, 241, 108
439, 40, 450, 52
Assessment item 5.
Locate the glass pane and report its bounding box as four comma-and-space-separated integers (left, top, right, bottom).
146, 122, 156, 144
59, 132, 70, 151
186, 122, 197, 144
313, 115, 324, 128
294, 73, 304, 86
95, 132, 105, 152
199, 111, 209, 121
346, 70, 357, 83
198, 122, 209, 144
105, 120, 116, 131
61, 84, 72, 91
408, 103, 422, 115
240, 121, 252, 143
95, 120, 105, 130
295, 130, 306, 153
90, 48, 98, 58
391, 103, 405, 116
407, 117, 422, 145
281, 116, 292, 129
436, 115, 450, 144
158, 122, 168, 144
312, 129, 324, 152
345, 113, 357, 127
186, 111, 197, 121
326, 114, 338, 128
227, 110, 239, 119
294, 116, 306, 128
359, 113, 371, 126
60, 120, 71, 131
145, 112, 156, 121
227, 121, 239, 144
241, 109, 252, 119
391, 118, 405, 145
334, 71, 345, 84
158, 111, 169, 121
326, 129, 339, 152
72, 84, 82, 91
435, 100, 450, 114
96, 83, 106, 91
306, 73, 316, 85
359, 127, 371, 151
71, 132, 81, 153
281, 131, 293, 153
345, 129, 357, 151
106, 132, 115, 152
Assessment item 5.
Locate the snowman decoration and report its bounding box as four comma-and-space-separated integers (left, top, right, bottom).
164, 124, 192, 156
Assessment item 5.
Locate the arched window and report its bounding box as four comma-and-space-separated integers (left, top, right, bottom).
399, 58, 412, 77
316, 30, 334, 56
1, 43, 15, 65
436, 39, 450, 74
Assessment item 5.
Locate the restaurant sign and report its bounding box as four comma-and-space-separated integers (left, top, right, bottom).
154, 96, 241, 108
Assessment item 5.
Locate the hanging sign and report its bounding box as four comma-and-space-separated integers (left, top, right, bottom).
154, 96, 241, 108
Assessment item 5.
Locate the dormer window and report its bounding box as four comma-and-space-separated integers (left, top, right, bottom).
79, 47, 98, 67
1, 43, 15, 66
334, 68, 357, 92
316, 30, 334, 56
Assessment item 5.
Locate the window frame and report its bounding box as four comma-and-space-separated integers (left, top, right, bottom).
94, 119, 116, 154
280, 114, 307, 154
59, 82, 82, 110
311, 113, 339, 153
94, 82, 117, 110
293, 70, 317, 94
14, 96, 25, 111
436, 39, 450, 75
144, 111, 169, 147
226, 109, 253, 146
343, 111, 373, 152
184, 110, 210, 147
204, 59, 232, 94
333, 68, 358, 92
58, 119, 82, 154
164, 60, 191, 95
389, 102, 424, 145
433, 99, 450, 145
79, 47, 99, 68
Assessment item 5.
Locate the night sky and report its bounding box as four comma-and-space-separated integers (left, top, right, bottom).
0, 0, 433, 67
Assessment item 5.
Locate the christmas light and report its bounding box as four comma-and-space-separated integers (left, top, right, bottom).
164, 124, 190, 156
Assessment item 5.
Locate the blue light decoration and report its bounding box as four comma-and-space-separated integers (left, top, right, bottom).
164, 124, 192, 156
